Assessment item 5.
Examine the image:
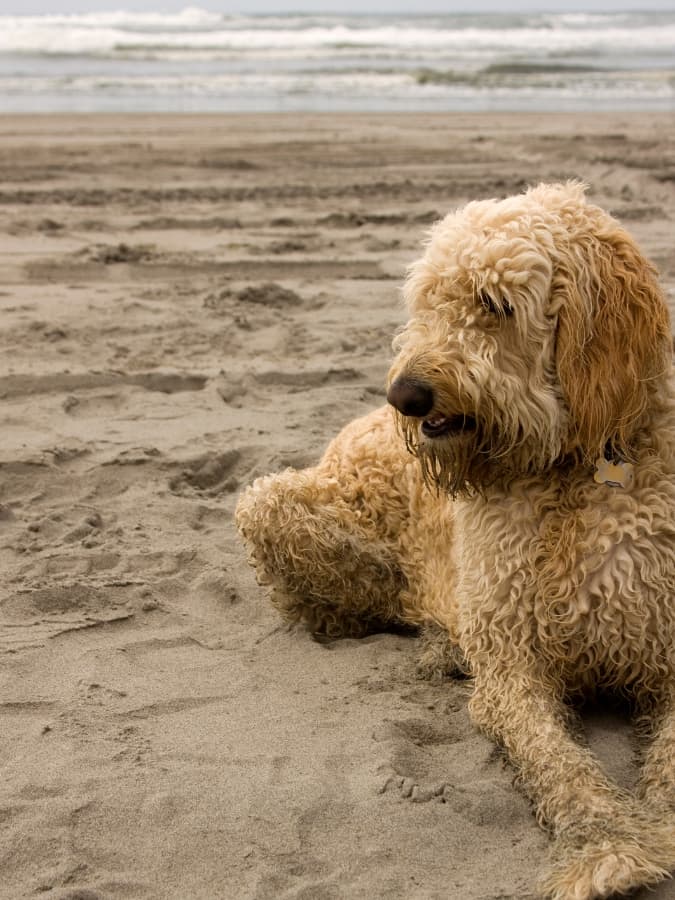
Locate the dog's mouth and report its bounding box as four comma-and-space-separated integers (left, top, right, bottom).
421, 413, 477, 438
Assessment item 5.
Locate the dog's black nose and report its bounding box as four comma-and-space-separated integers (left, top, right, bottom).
387, 377, 434, 417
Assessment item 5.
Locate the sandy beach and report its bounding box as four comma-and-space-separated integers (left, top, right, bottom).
1, 113, 674, 900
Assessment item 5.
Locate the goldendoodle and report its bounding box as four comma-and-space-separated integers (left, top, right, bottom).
236, 182, 675, 899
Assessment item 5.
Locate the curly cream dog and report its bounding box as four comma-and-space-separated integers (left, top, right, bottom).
236, 183, 675, 899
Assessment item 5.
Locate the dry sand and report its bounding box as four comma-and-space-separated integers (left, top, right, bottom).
1, 113, 674, 900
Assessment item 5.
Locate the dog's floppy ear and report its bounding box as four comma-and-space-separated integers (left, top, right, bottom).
555, 221, 671, 461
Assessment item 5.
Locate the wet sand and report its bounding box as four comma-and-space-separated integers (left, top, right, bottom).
1, 113, 674, 900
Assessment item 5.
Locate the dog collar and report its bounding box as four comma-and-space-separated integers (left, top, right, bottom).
594, 456, 634, 489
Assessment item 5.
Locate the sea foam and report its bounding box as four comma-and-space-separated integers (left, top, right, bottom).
1, 9, 673, 112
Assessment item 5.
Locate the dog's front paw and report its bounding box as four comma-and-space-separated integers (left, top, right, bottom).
541, 822, 675, 900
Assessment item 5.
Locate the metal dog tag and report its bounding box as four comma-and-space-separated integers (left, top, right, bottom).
594, 457, 635, 490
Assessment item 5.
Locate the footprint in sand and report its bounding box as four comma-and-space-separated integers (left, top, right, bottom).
77, 242, 156, 264
203, 282, 304, 314
0, 582, 135, 651
168, 450, 241, 498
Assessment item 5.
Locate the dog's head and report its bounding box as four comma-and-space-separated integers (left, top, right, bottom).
387, 182, 672, 496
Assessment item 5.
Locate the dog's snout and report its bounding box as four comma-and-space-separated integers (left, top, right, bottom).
387, 377, 434, 418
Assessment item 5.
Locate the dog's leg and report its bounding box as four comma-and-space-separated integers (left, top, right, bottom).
416, 620, 468, 681
235, 407, 423, 638
236, 405, 463, 654
236, 465, 408, 638
469, 673, 675, 900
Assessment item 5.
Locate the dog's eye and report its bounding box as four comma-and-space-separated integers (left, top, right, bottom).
478, 291, 513, 318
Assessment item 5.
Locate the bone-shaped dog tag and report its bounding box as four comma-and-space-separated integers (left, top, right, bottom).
594, 457, 635, 489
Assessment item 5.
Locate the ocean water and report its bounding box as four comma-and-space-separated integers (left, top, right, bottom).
1, 8, 674, 113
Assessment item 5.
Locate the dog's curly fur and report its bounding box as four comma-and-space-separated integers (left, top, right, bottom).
236, 182, 675, 899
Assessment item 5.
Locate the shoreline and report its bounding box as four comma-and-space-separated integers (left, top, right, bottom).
1, 108, 672, 121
